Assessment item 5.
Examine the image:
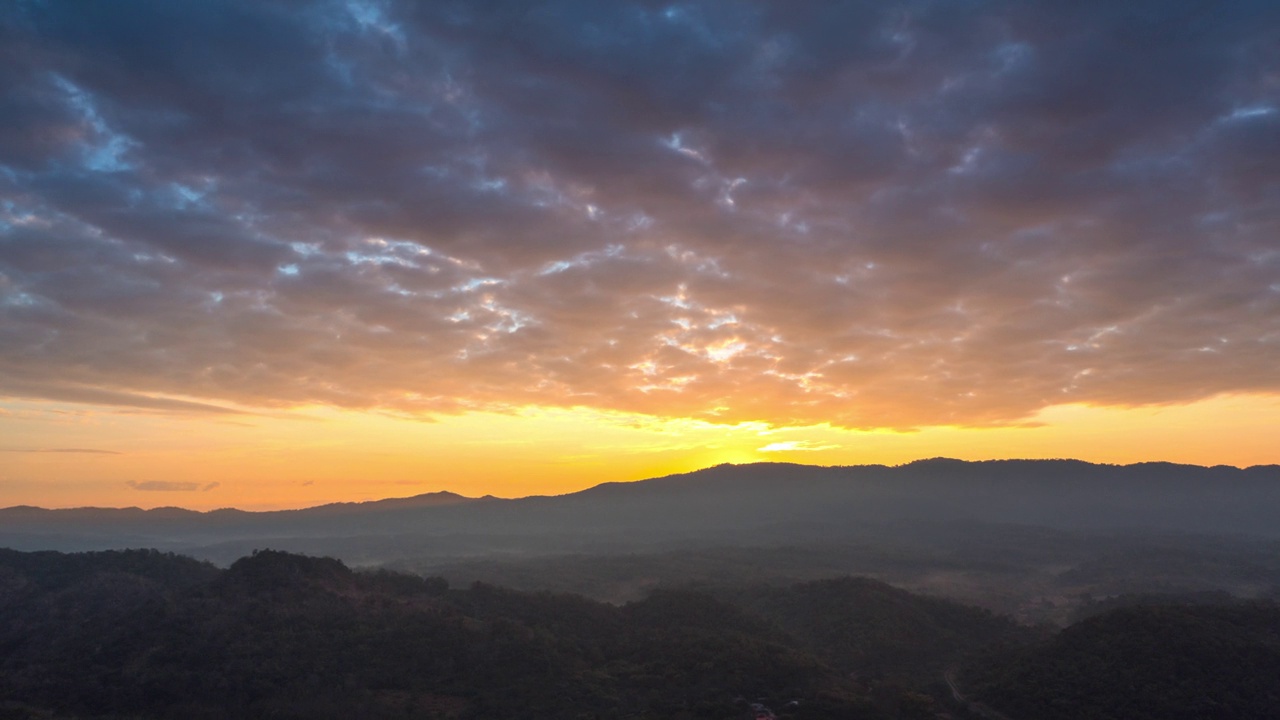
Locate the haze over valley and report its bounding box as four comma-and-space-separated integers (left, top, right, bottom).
6, 459, 1280, 627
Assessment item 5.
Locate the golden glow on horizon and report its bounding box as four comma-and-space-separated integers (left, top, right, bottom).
2, 393, 1278, 511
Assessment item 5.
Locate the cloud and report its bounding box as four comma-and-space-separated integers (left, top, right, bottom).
0, 448, 121, 454
758, 441, 839, 453
1, 0, 1278, 430
126, 481, 220, 492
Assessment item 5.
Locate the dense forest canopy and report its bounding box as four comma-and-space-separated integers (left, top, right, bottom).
2, 548, 1277, 719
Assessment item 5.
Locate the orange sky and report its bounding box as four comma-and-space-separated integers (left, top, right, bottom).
3, 393, 1277, 510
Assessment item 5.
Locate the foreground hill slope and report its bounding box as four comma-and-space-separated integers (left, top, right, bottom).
6, 549, 1277, 719
0, 548, 1030, 720
962, 601, 1280, 720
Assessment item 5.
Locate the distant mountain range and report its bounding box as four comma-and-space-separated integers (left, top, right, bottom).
3, 459, 1279, 565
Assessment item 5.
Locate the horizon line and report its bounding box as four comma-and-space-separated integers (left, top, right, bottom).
5, 456, 1276, 515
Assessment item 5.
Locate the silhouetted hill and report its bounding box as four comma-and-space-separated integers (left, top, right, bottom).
0, 547, 219, 591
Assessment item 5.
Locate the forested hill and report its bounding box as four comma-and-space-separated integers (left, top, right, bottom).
6, 549, 1277, 719
0, 548, 1030, 720
725, 577, 1032, 684
961, 600, 1280, 720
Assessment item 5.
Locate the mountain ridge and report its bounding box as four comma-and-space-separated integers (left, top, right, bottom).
3, 458, 1279, 564
6, 458, 1279, 515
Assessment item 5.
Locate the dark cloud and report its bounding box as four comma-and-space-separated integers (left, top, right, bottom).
1, 0, 1278, 429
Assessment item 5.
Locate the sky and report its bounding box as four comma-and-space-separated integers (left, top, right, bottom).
1, 0, 1278, 510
